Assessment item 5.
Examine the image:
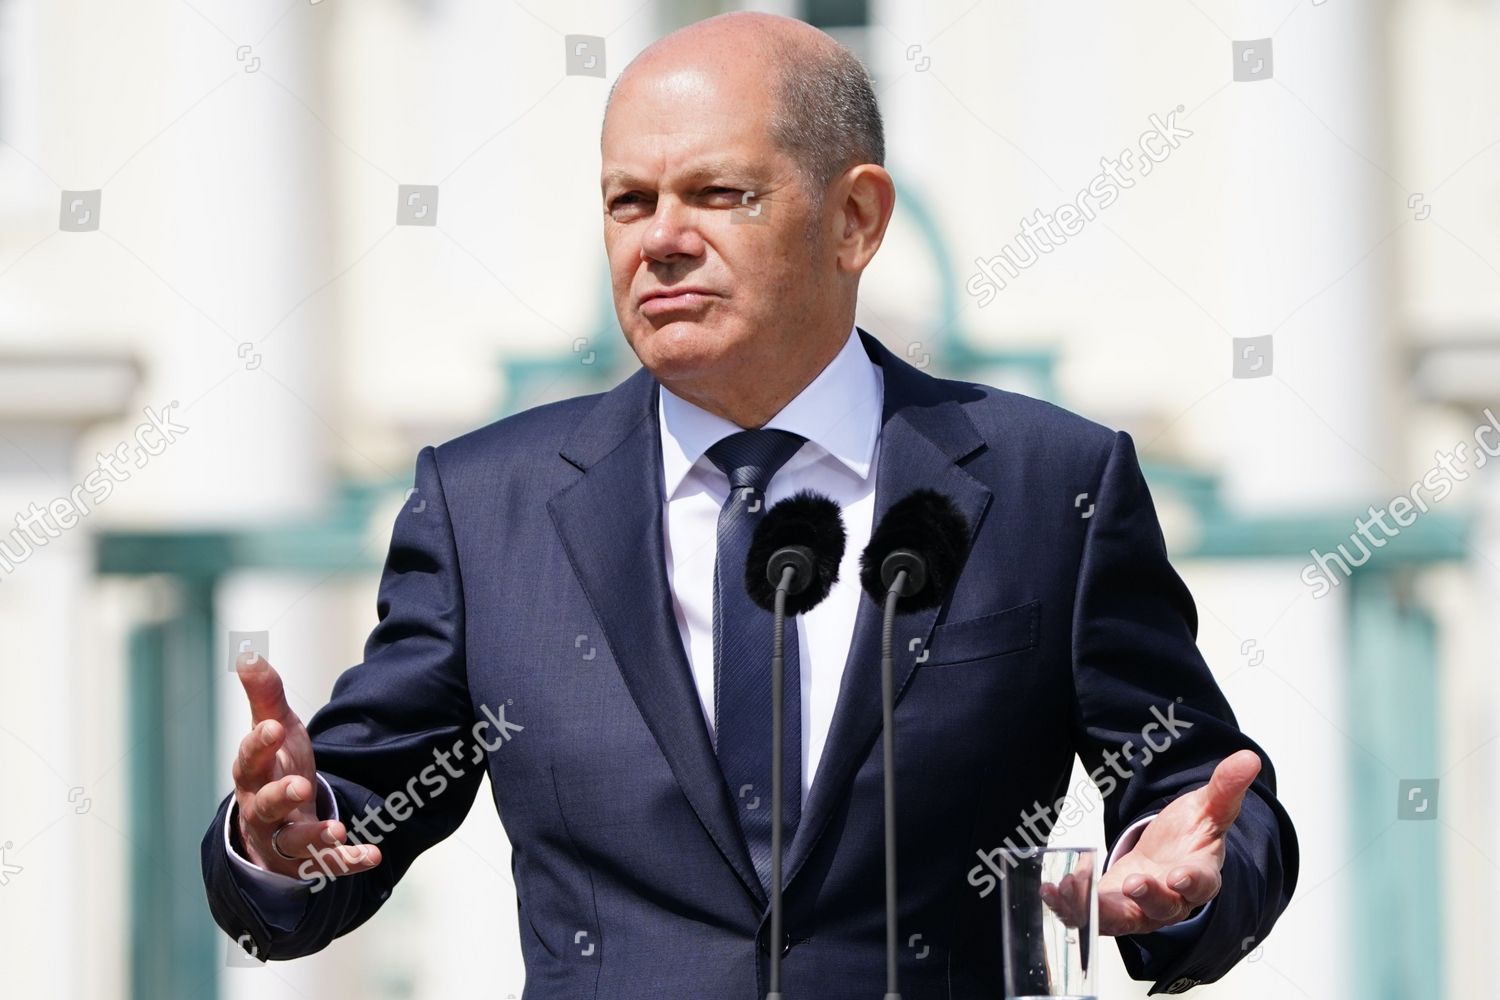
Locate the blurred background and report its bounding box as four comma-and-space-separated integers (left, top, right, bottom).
1, 0, 1497, 997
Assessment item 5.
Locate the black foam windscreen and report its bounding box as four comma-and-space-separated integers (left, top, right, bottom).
858, 489, 970, 610
744, 489, 846, 616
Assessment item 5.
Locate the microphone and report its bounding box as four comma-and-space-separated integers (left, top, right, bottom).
858, 489, 970, 1000
745, 488, 846, 1000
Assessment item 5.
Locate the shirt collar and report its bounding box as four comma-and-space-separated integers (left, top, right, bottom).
658, 324, 882, 500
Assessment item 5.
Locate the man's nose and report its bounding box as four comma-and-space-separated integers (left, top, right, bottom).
640, 198, 704, 262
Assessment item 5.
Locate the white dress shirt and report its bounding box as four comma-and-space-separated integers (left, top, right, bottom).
658, 322, 883, 803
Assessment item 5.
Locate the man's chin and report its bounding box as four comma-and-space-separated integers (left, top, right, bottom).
628, 321, 740, 381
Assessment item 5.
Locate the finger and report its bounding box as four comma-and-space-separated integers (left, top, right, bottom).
1040, 880, 1062, 914
1121, 873, 1189, 924
258, 820, 384, 879
312, 842, 382, 879
1164, 861, 1222, 907
1098, 888, 1155, 937
250, 773, 315, 828
1061, 872, 1092, 925
260, 818, 348, 859
236, 652, 293, 727
232, 720, 284, 793
1040, 881, 1085, 929
254, 818, 340, 861
1201, 749, 1262, 834
295, 839, 384, 880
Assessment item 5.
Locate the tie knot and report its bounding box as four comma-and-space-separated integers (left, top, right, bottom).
704, 428, 806, 496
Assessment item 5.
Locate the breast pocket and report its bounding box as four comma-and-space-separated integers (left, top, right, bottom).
923, 599, 1040, 667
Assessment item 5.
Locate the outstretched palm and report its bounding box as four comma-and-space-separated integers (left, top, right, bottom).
1042, 749, 1262, 936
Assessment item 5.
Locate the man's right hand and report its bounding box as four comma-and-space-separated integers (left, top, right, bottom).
232, 650, 382, 880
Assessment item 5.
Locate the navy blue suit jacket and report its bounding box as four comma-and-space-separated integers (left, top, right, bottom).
202, 328, 1296, 997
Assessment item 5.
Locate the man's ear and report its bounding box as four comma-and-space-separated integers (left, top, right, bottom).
834, 164, 896, 275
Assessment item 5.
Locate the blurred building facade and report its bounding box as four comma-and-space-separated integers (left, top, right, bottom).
1, 1, 1498, 998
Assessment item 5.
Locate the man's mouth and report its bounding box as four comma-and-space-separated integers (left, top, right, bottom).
639, 287, 717, 315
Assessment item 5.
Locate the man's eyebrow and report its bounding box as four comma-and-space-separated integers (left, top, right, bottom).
600, 168, 634, 190
601, 160, 756, 193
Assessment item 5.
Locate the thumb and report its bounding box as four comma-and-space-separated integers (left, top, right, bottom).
1201, 749, 1261, 834
236, 651, 292, 727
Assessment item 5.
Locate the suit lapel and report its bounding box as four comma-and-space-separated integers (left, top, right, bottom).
782, 329, 992, 889
546, 367, 766, 907
544, 329, 992, 908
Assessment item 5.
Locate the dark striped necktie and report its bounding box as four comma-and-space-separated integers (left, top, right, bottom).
704, 427, 807, 892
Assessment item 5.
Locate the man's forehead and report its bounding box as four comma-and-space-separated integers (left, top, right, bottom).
599, 47, 791, 191
606, 61, 764, 129
614, 52, 765, 103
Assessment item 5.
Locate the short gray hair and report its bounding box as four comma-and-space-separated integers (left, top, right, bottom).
765, 37, 885, 205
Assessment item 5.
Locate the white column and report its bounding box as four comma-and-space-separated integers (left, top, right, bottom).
0, 358, 138, 1000
1224, 0, 1398, 512
1219, 4, 1396, 1000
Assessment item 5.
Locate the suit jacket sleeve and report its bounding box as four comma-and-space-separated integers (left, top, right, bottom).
1069, 430, 1298, 994
201, 444, 486, 961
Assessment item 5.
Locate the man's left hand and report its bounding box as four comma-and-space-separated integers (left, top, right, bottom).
1041, 748, 1263, 936
1098, 748, 1261, 935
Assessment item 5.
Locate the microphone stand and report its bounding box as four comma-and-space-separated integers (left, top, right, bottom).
767, 562, 796, 1000
859, 490, 968, 1000
880, 570, 908, 1000
746, 490, 847, 1000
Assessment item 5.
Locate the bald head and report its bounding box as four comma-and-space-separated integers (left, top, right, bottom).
598, 11, 897, 429
604, 12, 884, 204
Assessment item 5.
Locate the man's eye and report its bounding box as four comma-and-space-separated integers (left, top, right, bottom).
608, 194, 653, 219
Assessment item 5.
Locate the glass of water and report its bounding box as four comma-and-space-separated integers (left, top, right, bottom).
999, 846, 1097, 1000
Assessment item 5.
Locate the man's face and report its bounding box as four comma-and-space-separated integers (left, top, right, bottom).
601, 63, 829, 389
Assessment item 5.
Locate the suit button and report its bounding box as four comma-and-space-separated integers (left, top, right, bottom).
1165, 977, 1200, 993
758, 931, 791, 956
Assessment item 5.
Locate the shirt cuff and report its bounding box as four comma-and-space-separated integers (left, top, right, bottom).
1105, 812, 1215, 936
224, 773, 338, 920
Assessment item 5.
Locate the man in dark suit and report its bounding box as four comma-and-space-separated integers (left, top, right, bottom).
202, 11, 1296, 997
